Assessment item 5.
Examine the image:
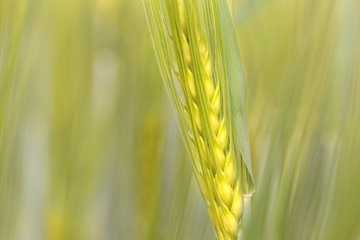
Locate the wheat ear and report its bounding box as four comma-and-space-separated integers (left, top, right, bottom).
143, 0, 250, 239
174, 2, 242, 239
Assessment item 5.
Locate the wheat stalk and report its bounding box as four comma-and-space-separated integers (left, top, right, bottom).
144, 0, 254, 239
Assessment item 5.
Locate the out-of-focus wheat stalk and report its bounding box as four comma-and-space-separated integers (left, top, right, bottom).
0, 0, 43, 238
239, 0, 360, 239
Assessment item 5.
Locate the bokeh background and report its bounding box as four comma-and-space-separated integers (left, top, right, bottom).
1, 0, 359, 239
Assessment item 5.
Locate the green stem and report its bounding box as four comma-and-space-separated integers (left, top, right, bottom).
241, 193, 252, 239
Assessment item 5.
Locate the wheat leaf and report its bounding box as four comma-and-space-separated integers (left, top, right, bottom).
219, 0, 255, 193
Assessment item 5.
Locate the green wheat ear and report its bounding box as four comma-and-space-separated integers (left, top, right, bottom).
143, 0, 254, 239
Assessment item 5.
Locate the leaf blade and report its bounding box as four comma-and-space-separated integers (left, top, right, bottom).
219, 0, 255, 193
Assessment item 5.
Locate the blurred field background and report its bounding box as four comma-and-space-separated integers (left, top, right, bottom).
0, 0, 359, 239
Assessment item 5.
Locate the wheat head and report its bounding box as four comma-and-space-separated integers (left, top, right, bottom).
175, 2, 242, 239
143, 0, 252, 239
